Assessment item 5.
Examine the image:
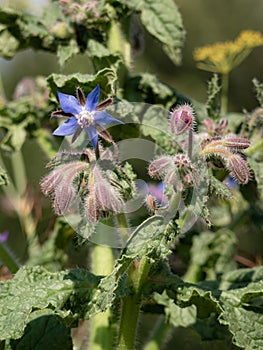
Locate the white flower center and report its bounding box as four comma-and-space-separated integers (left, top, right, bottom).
77, 109, 95, 128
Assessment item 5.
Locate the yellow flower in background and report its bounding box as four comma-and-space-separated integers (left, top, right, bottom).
193, 30, 263, 74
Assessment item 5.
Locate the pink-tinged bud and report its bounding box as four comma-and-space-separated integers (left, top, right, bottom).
202, 118, 215, 133
222, 137, 251, 150
148, 156, 173, 178
216, 119, 228, 133
173, 153, 193, 169
94, 181, 123, 213
40, 170, 64, 196
85, 195, 99, 223
91, 165, 123, 214
54, 183, 75, 215
170, 104, 194, 135
227, 154, 251, 184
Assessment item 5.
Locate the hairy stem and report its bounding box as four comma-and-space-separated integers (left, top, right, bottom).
117, 257, 151, 350
221, 73, 229, 114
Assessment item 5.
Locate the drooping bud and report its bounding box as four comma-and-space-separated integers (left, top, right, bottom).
170, 104, 194, 135
226, 154, 251, 184
222, 137, 251, 150
91, 165, 123, 214
202, 118, 215, 133
148, 156, 173, 178
215, 119, 228, 134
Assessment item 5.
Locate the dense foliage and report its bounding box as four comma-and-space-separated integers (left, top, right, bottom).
0, 1, 262, 349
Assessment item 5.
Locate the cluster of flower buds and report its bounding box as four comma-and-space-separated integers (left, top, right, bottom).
41, 146, 132, 223
202, 117, 229, 135
148, 153, 197, 192
59, 0, 103, 24
200, 135, 251, 184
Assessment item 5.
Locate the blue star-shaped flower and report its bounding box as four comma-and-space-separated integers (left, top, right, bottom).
52, 84, 123, 148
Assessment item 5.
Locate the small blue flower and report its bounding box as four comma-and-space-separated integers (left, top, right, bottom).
52, 85, 123, 148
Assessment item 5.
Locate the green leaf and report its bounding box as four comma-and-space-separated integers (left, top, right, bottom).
209, 174, 233, 199
219, 265, 263, 290
219, 267, 263, 349
153, 290, 197, 328
220, 305, 263, 350
124, 216, 169, 259
0, 164, 8, 186
249, 158, 263, 193
115, 0, 185, 64
139, 0, 185, 65
126, 73, 176, 106
140, 104, 169, 140
86, 39, 121, 69
9, 309, 73, 350
47, 69, 115, 99
0, 3, 74, 58
0, 7, 19, 24
85, 216, 170, 319
184, 229, 237, 283
0, 29, 19, 58
0, 266, 100, 340
57, 39, 79, 67
153, 290, 231, 342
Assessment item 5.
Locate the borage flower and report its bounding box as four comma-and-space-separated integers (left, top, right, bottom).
52, 84, 123, 147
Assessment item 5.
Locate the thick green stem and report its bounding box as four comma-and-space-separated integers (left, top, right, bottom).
117, 257, 151, 350
221, 73, 229, 114
89, 245, 115, 350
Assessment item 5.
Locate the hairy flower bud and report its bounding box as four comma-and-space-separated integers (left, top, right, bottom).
222, 137, 251, 150
148, 156, 173, 178
170, 104, 194, 135
216, 119, 228, 134
202, 118, 215, 133
227, 154, 251, 184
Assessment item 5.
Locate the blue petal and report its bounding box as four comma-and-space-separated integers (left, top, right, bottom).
57, 91, 82, 115
85, 85, 100, 112
53, 118, 78, 136
94, 111, 123, 126
85, 126, 98, 148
